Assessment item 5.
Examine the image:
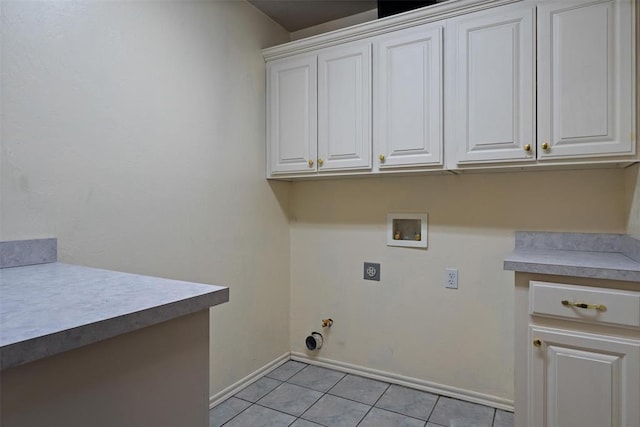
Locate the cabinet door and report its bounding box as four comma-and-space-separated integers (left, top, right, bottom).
537, 0, 635, 159
375, 24, 443, 168
317, 43, 371, 171
529, 327, 640, 427
447, 3, 534, 164
267, 55, 317, 175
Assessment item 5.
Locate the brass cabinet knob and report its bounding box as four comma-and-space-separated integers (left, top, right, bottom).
379, 154, 385, 162
318, 158, 324, 166
524, 144, 532, 152
533, 338, 542, 347
308, 159, 314, 167
541, 142, 550, 151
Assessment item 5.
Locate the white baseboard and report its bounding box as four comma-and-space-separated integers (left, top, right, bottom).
290, 352, 514, 412
209, 352, 290, 408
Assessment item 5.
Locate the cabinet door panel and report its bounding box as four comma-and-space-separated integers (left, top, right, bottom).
267, 55, 317, 175
529, 327, 640, 427
448, 4, 534, 164
375, 24, 443, 168
538, 0, 635, 159
318, 43, 371, 171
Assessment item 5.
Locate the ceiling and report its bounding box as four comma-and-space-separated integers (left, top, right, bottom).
248, 0, 378, 32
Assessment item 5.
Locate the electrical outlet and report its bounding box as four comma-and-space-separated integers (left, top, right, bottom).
445, 268, 458, 289
364, 262, 380, 281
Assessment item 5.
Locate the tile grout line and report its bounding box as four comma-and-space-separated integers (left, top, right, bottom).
354, 381, 391, 426
284, 367, 347, 395
231, 371, 431, 426
252, 401, 317, 422
425, 394, 440, 424
249, 362, 335, 426
219, 364, 316, 427
293, 386, 329, 426
234, 378, 284, 404
291, 375, 399, 420
490, 406, 497, 427
294, 369, 346, 426
214, 360, 513, 427
218, 400, 255, 427
367, 384, 440, 424
264, 363, 308, 383
278, 361, 320, 427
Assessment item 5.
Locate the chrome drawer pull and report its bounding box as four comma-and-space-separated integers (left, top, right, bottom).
561, 300, 607, 312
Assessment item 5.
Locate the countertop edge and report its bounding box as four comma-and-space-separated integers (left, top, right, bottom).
505, 232, 640, 283
503, 259, 640, 282
1, 287, 229, 370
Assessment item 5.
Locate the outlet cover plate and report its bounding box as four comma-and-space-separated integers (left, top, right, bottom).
364, 262, 380, 281
445, 268, 458, 289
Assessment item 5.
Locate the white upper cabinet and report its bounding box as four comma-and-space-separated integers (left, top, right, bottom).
537, 0, 635, 160
267, 55, 317, 175
263, 0, 637, 179
374, 23, 443, 169
318, 43, 372, 171
446, 3, 535, 164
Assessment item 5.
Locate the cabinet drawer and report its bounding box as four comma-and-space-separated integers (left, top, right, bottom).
529, 281, 640, 328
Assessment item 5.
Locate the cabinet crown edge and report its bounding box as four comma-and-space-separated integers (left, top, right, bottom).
262, 0, 521, 62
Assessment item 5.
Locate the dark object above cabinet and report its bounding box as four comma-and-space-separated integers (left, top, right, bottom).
377, 0, 439, 18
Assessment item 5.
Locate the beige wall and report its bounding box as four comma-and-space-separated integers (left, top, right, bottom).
2, 0, 638, 408
626, 164, 640, 238
0, 0, 290, 396
290, 168, 628, 402
632, 0, 640, 239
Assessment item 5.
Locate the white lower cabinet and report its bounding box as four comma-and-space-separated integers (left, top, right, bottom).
529, 326, 640, 427
516, 279, 640, 427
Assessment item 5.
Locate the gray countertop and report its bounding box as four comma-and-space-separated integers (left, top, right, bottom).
0, 262, 229, 370
504, 232, 640, 283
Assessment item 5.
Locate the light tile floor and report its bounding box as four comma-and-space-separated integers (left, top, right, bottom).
210, 360, 514, 427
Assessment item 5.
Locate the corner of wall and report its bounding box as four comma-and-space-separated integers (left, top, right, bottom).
633, 0, 640, 239
626, 164, 640, 239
